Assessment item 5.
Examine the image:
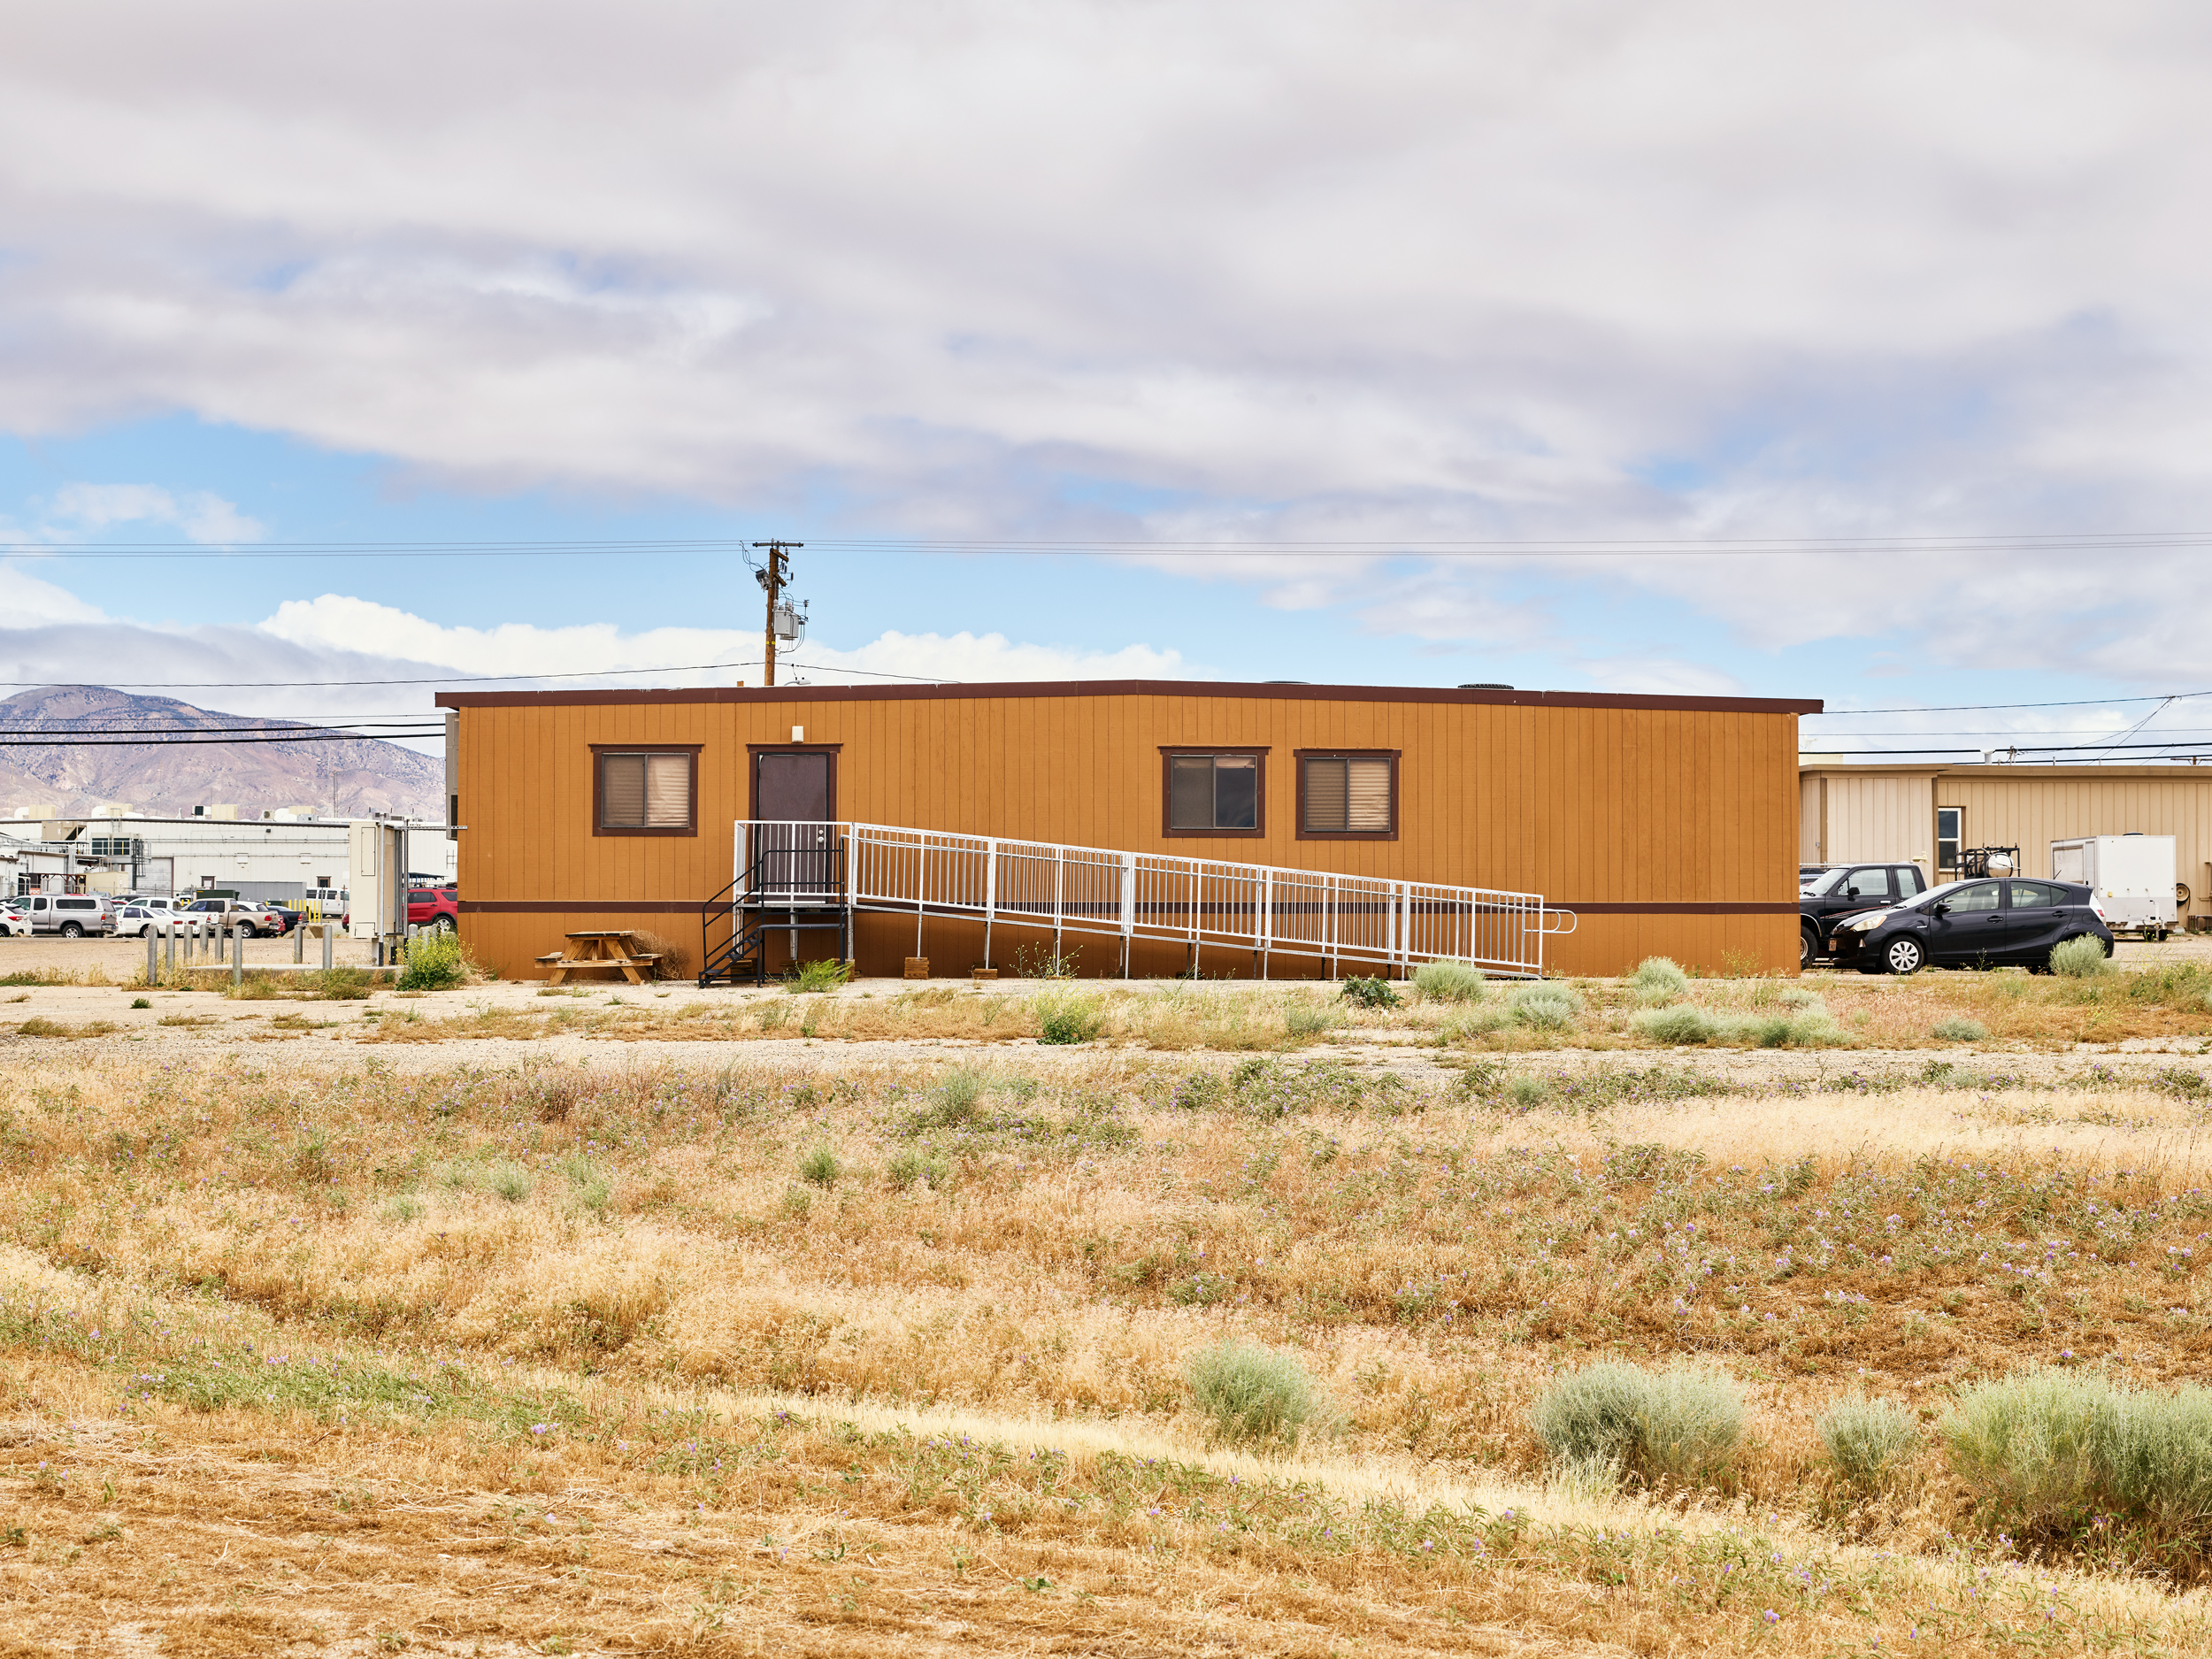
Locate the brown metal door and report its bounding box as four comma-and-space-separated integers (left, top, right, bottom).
757, 753, 831, 821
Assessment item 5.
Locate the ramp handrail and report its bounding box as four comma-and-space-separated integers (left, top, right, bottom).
734, 820, 1567, 977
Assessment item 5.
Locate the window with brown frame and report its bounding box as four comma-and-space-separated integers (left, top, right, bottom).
594, 748, 699, 835
1162, 749, 1264, 835
1297, 751, 1397, 837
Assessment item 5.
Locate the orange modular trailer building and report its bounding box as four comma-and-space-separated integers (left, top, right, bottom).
434, 680, 1820, 981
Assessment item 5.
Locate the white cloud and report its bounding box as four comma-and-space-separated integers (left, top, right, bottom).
42, 483, 261, 544
257, 594, 1187, 687
3, 5, 2212, 680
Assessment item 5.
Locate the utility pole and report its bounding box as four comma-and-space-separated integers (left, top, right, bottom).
752, 540, 802, 687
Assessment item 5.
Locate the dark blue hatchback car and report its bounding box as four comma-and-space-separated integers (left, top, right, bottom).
1825, 876, 2115, 975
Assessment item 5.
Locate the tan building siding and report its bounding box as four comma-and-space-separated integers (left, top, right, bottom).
444, 681, 1815, 979
1801, 764, 2212, 918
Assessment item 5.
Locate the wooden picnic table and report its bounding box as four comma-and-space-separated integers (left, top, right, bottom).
536, 929, 662, 986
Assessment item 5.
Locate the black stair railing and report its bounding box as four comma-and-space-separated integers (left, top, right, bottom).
699, 830, 850, 987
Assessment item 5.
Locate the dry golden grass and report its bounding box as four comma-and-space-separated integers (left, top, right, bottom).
7, 1048, 2212, 1649
329, 957, 2212, 1056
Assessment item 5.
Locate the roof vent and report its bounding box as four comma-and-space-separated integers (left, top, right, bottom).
1262, 680, 1310, 685
1458, 682, 1513, 690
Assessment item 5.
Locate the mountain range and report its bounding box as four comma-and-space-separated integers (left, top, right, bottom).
0, 687, 442, 820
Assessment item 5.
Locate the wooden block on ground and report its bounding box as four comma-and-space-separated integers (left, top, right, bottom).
972, 968, 998, 980
904, 957, 930, 979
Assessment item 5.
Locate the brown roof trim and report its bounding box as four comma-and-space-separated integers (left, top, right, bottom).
1801, 762, 2212, 780
434, 677, 1822, 715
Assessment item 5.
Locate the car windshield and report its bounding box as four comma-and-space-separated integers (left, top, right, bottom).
1896, 879, 1978, 910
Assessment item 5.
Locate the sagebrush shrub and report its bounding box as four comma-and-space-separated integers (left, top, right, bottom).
2051, 935, 2111, 978
1283, 997, 1340, 1037
1627, 956, 1690, 1000
1817, 1398, 1918, 1494
1412, 959, 1486, 1002
918, 1067, 987, 1127
1506, 1072, 1553, 1108
1932, 1016, 1987, 1041
1509, 982, 1584, 1029
1033, 991, 1104, 1044
1530, 1360, 1745, 1490
1633, 1004, 1717, 1045
1183, 1338, 1324, 1449
1942, 1369, 2212, 1578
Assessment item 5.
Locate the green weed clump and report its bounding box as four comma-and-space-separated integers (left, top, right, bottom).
1941, 1369, 2212, 1580
1632, 1005, 1717, 1045
1626, 956, 1690, 1002
1182, 1337, 1325, 1451
797, 1145, 842, 1187
1338, 975, 1400, 1010
1932, 1016, 1988, 1041
2051, 935, 2113, 979
887, 1148, 949, 1191
1817, 1397, 1919, 1494
1033, 989, 1104, 1044
1509, 982, 1584, 1030
786, 956, 854, 994
559, 1155, 613, 1215
1529, 1360, 1745, 1492
397, 928, 471, 991
1411, 959, 1486, 1002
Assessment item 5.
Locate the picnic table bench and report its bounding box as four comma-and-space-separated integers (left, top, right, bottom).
536, 930, 662, 986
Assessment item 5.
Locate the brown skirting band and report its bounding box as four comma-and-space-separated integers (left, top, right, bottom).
461, 901, 703, 914
1555, 902, 1799, 915
462, 899, 1798, 917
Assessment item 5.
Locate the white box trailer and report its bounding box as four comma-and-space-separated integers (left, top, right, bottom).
2050, 834, 2177, 938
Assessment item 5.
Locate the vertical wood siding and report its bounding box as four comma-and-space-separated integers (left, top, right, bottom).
457, 693, 1803, 978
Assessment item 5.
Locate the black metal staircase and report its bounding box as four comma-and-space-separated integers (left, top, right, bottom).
698, 831, 849, 987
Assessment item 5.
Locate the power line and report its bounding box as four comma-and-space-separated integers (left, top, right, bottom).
10, 529, 2212, 559
0, 658, 953, 690
0, 731, 441, 748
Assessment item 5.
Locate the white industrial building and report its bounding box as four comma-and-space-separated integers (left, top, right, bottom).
0, 810, 456, 906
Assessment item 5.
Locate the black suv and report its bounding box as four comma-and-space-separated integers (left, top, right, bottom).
1801, 864, 1929, 967
1826, 878, 2114, 975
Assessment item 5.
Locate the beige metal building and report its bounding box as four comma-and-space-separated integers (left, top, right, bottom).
1800, 761, 2212, 921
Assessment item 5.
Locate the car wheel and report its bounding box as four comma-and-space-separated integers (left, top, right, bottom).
1800, 925, 1816, 969
1881, 935, 1925, 976
140, 925, 155, 939
435, 914, 457, 933
58, 921, 83, 939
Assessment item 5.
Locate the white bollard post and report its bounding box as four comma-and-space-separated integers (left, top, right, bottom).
232, 924, 244, 985
322, 922, 334, 972
293, 916, 304, 963
146, 926, 157, 986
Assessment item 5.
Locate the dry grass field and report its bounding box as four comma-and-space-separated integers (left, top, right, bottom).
7, 958, 2212, 1651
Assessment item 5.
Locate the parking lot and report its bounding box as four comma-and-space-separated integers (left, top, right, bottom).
0, 930, 381, 974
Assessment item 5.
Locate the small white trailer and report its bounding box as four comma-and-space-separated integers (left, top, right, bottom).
2050, 833, 2177, 939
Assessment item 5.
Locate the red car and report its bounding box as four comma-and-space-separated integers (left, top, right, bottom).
406, 886, 459, 932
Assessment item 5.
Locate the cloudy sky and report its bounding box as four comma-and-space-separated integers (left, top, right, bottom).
4, 2, 2211, 757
